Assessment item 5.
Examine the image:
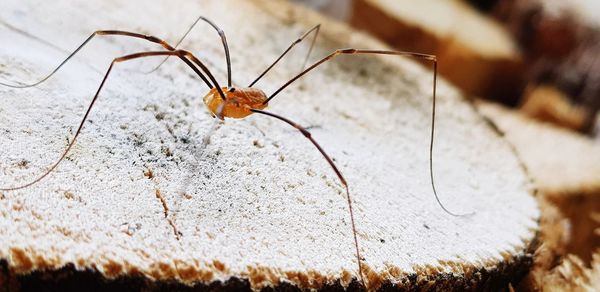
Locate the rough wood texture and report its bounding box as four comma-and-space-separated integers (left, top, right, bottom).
0, 0, 538, 290
351, 0, 524, 104
516, 197, 569, 291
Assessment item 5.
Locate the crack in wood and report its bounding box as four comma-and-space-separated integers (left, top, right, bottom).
155, 189, 181, 241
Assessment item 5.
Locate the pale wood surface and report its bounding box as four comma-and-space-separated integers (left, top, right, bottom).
0, 0, 538, 290
477, 101, 600, 197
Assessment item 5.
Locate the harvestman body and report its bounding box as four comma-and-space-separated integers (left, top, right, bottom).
0, 16, 471, 288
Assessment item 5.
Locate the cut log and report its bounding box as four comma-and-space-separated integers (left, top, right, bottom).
351, 0, 524, 104
476, 101, 600, 200
477, 101, 600, 265
520, 85, 592, 132
0, 0, 538, 290
495, 0, 600, 133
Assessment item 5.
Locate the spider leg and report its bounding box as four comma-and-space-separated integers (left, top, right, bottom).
248, 24, 320, 87
265, 49, 473, 217
0, 30, 216, 89
176, 50, 227, 100
249, 108, 366, 288
0, 30, 229, 100
146, 16, 233, 87
0, 50, 213, 191
301, 25, 321, 72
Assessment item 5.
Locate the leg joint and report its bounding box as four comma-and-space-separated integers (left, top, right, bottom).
338, 48, 357, 54
145, 35, 160, 43
298, 127, 311, 137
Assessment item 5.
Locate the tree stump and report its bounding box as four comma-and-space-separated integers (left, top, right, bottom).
0, 0, 538, 290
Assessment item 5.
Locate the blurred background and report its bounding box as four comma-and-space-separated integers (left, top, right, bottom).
292, 0, 600, 138
292, 0, 600, 289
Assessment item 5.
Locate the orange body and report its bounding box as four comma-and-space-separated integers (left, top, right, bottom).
203, 87, 268, 119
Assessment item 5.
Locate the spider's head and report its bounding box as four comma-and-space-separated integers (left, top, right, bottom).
203, 87, 268, 120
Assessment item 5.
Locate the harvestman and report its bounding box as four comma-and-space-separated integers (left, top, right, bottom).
0, 16, 471, 287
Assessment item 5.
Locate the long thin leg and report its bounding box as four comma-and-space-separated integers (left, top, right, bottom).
146, 16, 233, 87
248, 24, 320, 87
0, 50, 211, 191
249, 108, 366, 288
0, 30, 229, 101
178, 50, 227, 100
301, 25, 321, 72
0, 30, 215, 89
264, 49, 473, 217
